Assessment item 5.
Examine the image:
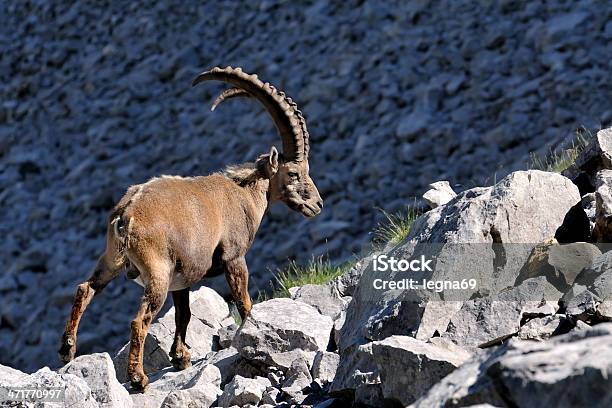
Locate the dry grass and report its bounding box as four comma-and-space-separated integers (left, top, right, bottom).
530, 128, 592, 173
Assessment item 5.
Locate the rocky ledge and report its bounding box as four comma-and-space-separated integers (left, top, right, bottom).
3, 129, 612, 407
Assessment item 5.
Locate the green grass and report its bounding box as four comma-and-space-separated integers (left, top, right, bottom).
231, 307, 242, 325
257, 256, 356, 301
529, 128, 592, 173
373, 206, 421, 246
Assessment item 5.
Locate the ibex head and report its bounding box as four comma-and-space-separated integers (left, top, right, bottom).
193, 67, 323, 217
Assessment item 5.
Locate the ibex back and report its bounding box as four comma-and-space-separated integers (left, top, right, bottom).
58, 67, 323, 391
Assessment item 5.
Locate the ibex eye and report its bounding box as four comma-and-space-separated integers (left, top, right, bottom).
288, 172, 299, 179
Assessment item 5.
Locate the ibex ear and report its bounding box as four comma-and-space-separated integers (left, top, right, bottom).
268, 146, 279, 176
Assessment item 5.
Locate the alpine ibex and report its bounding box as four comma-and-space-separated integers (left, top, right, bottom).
58, 67, 323, 391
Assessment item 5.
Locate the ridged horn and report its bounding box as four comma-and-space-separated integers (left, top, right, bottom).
192, 66, 308, 162
210, 88, 250, 111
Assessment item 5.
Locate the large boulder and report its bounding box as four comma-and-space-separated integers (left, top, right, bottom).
371, 336, 471, 405
336, 171, 579, 398
59, 352, 132, 408
340, 171, 579, 350
129, 359, 222, 408
233, 298, 333, 369
411, 323, 612, 407
408, 171, 579, 244
114, 286, 231, 382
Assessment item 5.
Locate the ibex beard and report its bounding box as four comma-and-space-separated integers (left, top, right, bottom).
58, 67, 323, 392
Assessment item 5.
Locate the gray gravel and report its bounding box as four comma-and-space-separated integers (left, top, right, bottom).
1, 0, 611, 372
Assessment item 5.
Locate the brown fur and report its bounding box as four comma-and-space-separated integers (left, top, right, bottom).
59, 151, 322, 391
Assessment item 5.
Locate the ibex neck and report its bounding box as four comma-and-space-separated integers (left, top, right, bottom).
246, 178, 271, 222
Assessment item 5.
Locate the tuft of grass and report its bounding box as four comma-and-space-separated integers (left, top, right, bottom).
529, 128, 592, 173
256, 205, 421, 302
373, 206, 421, 246
231, 307, 242, 325
258, 256, 355, 301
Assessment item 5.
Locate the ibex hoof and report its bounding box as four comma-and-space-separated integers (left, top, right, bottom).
130, 373, 149, 392
58, 335, 76, 364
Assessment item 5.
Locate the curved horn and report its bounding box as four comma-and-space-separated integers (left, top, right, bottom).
210, 88, 250, 111
192, 66, 308, 162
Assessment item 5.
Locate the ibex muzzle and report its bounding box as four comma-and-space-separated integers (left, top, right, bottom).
59, 66, 322, 391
